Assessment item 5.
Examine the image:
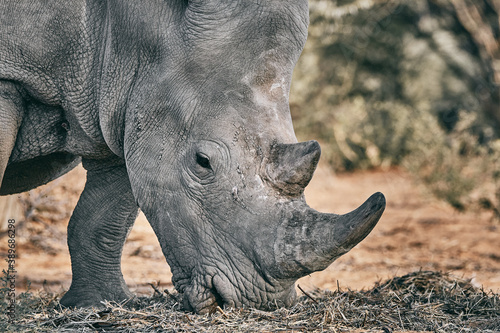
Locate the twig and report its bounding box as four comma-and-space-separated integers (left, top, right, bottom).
298, 285, 319, 304
216, 306, 228, 318
149, 282, 163, 295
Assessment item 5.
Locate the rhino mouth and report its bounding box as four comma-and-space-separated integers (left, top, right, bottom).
179, 192, 385, 314
181, 265, 297, 314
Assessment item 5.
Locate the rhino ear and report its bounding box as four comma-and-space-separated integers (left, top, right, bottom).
265, 141, 321, 196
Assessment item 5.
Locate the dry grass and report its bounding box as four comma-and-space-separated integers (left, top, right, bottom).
1, 270, 499, 332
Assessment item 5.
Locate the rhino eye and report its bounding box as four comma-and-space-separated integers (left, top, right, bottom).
196, 153, 212, 169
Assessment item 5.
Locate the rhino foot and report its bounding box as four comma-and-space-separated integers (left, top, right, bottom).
60, 286, 135, 309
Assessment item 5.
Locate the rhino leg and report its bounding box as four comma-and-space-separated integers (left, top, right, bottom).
60, 158, 138, 308
0, 81, 23, 188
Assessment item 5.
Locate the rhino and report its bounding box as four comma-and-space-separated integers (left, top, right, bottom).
0, 0, 385, 313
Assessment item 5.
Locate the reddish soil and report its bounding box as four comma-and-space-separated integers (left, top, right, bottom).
1, 163, 499, 298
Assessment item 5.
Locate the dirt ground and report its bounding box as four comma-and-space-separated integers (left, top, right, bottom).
2, 163, 499, 298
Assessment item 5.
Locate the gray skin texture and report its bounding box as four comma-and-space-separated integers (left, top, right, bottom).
0, 0, 385, 313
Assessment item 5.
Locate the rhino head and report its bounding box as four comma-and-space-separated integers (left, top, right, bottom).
118, 0, 385, 313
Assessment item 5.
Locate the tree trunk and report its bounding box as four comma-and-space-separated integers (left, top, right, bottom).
0, 195, 23, 234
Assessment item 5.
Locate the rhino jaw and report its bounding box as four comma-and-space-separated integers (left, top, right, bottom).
182, 271, 298, 314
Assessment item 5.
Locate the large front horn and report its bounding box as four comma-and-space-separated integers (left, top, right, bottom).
274, 192, 386, 278
266, 140, 321, 196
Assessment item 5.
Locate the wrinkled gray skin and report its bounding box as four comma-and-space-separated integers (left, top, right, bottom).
0, 0, 385, 313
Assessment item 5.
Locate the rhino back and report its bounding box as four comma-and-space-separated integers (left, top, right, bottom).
1, 0, 89, 103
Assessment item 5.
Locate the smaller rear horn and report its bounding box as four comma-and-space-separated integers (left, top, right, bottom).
265, 140, 321, 196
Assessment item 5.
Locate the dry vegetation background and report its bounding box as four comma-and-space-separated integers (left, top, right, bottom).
291, 0, 500, 213
1, 0, 500, 331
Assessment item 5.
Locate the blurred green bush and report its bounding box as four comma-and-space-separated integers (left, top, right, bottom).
291, 0, 500, 214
